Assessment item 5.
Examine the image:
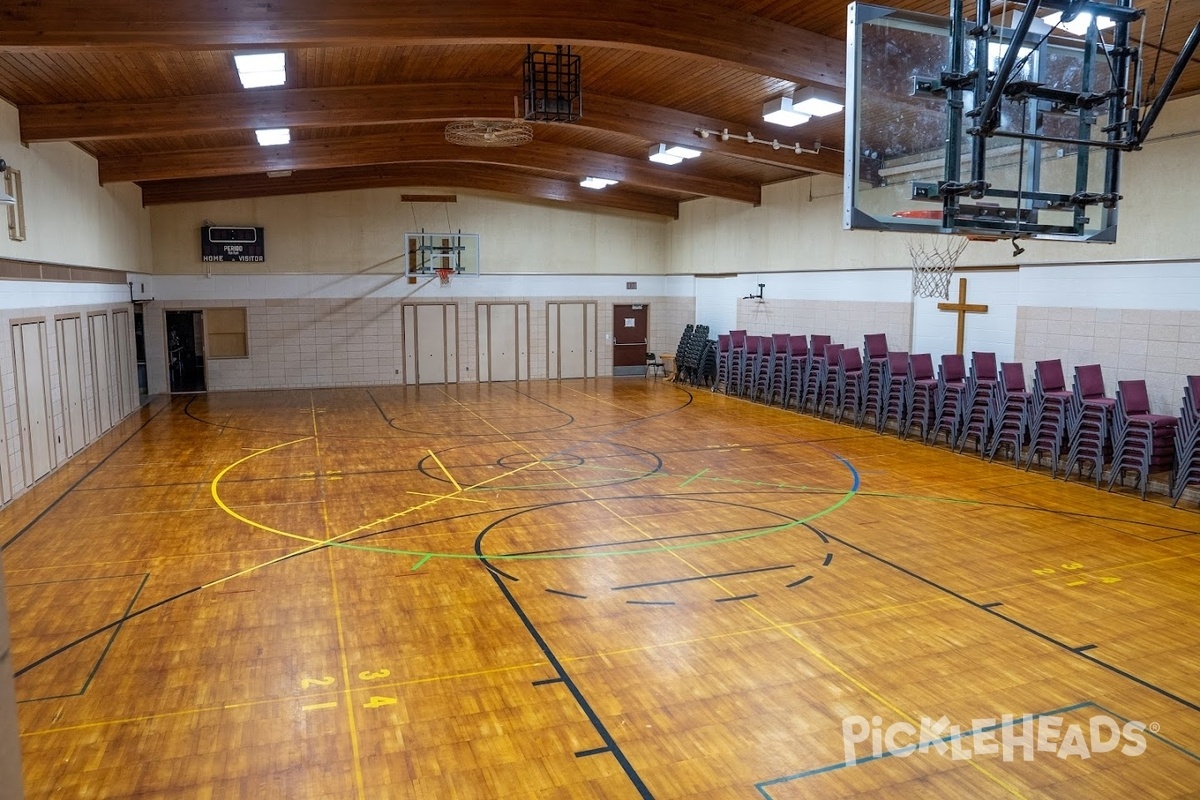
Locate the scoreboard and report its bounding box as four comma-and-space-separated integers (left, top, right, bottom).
201, 226, 265, 262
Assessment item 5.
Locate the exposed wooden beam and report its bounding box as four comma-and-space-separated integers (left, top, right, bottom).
0, 0, 845, 88
20, 84, 838, 175
100, 133, 762, 204
137, 164, 681, 218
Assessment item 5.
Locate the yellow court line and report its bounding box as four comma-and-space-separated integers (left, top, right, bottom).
209, 436, 323, 545
427, 449, 463, 492
406, 490, 487, 504
21, 659, 549, 738
328, 548, 366, 800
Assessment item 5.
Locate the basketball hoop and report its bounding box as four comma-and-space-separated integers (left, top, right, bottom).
435, 267, 454, 287
906, 234, 968, 300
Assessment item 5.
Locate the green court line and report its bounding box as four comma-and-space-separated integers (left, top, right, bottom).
411, 554, 433, 570
679, 468, 709, 487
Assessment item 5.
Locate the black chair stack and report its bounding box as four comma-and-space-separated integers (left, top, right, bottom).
714, 333, 732, 393
1107, 380, 1178, 499
728, 329, 748, 397
676, 324, 711, 386
876, 351, 910, 434
740, 335, 763, 398
985, 362, 1032, 466
1171, 376, 1200, 507
766, 334, 790, 405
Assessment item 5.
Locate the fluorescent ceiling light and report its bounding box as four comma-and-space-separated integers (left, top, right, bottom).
791, 87, 844, 117
663, 145, 701, 159
580, 177, 617, 189
1041, 11, 1115, 36
255, 128, 290, 146
234, 52, 286, 89
762, 96, 810, 127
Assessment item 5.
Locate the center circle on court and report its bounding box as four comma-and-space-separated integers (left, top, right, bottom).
417, 439, 663, 490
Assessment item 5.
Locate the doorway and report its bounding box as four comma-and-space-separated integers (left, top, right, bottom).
166, 310, 207, 393
612, 304, 648, 376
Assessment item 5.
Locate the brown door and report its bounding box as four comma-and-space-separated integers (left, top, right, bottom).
612, 304, 648, 376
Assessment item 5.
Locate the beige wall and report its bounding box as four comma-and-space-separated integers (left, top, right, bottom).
669, 93, 1200, 274
0, 100, 151, 273
149, 190, 669, 276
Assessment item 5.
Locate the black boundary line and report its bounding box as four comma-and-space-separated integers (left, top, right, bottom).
505, 382, 693, 435
785, 575, 813, 588
612, 564, 795, 592
981, 601, 1004, 609
14, 586, 203, 679
714, 594, 758, 603
545, 589, 587, 599
822, 553, 834, 566
1074, 644, 1099, 653
627, 600, 676, 606
532, 677, 564, 686
478, 567, 654, 797
508, 523, 780, 557
809, 524, 1200, 714
3, 399, 175, 551
483, 562, 519, 582
415, 441, 664, 489
364, 388, 394, 424
15, 573, 149, 703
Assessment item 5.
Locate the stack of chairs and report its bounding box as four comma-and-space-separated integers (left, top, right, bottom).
1171, 376, 1200, 506
1024, 359, 1075, 477
813, 343, 845, 418
673, 324, 694, 385
1063, 363, 1116, 486
1107, 380, 1178, 499
766, 334, 790, 405
800, 336, 833, 412
863, 350, 899, 431
903, 353, 938, 441
784, 335, 809, 410
737, 335, 760, 397
863, 333, 889, 409
676, 324, 711, 386
728, 330, 748, 396
876, 351, 910, 434
985, 362, 1033, 466
956, 351, 999, 454
834, 347, 866, 424
751, 336, 772, 400
714, 333, 732, 393
931, 354, 968, 446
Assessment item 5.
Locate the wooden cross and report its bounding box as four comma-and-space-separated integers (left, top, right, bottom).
937, 277, 989, 355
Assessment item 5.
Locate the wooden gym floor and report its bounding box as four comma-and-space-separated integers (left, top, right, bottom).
3, 379, 1200, 799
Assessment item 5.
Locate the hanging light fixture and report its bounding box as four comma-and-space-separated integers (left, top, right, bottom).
762, 96, 810, 127
648, 143, 701, 165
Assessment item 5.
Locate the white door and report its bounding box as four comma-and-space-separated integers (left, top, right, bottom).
112, 310, 135, 418
89, 313, 114, 433
13, 321, 55, 484
0, 363, 9, 504
476, 303, 529, 382
403, 304, 459, 385
56, 317, 88, 455
547, 302, 597, 380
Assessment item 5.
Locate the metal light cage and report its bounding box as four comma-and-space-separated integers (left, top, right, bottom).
523, 45, 582, 122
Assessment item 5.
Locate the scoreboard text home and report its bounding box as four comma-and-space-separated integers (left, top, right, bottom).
201, 226, 265, 262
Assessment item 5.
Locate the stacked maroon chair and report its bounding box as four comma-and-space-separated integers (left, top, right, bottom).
876, 351, 911, 434
902, 353, 938, 441
813, 342, 845, 418
1024, 359, 1075, 477
800, 335, 833, 412
986, 362, 1033, 466
751, 336, 773, 402
728, 330, 748, 397
834, 347, 866, 424
863, 350, 900, 431
956, 351, 999, 455
767, 333, 791, 406
714, 334, 733, 394
1064, 364, 1116, 486
1171, 376, 1200, 506
863, 333, 889, 417
931, 354, 969, 447
1107, 380, 1178, 499
739, 335, 763, 398
783, 335, 809, 411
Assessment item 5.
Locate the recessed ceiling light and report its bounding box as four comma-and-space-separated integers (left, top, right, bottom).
234, 52, 286, 89
580, 177, 618, 189
255, 128, 290, 146
762, 96, 810, 127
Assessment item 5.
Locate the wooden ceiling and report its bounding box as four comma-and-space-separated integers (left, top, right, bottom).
0, 0, 1195, 218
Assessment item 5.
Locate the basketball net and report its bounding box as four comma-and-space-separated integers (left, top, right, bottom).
435, 267, 454, 287
906, 234, 968, 300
